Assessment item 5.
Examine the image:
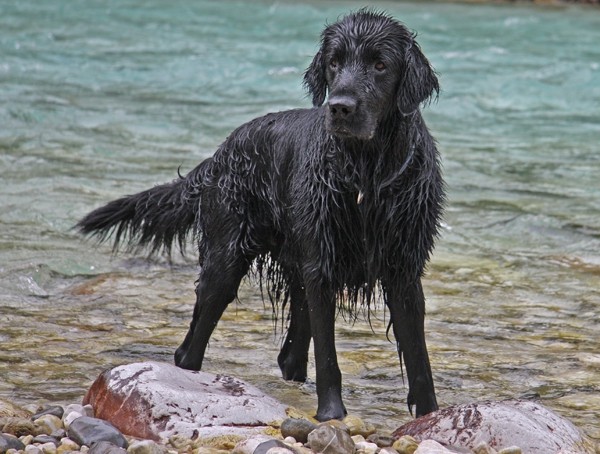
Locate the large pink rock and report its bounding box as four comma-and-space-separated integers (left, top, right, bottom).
83, 361, 289, 441
393, 400, 595, 454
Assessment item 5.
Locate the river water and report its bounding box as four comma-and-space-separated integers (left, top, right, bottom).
1, 0, 598, 441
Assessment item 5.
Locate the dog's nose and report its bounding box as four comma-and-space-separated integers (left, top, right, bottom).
328, 96, 357, 119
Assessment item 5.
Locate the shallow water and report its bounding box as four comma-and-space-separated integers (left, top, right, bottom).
1, 0, 599, 441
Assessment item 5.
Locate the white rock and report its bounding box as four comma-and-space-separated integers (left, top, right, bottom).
84, 361, 289, 441
39, 442, 57, 454
414, 440, 455, 453
63, 411, 82, 430
355, 440, 379, 453
394, 400, 594, 454
232, 435, 276, 454
24, 445, 42, 454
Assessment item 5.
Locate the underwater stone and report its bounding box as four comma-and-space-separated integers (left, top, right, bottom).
32, 407, 64, 421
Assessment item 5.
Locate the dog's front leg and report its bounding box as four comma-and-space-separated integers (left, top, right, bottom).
305, 279, 347, 421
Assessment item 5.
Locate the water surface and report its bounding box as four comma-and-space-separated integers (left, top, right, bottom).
0, 0, 598, 440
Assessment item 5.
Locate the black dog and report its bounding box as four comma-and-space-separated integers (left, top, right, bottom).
78, 10, 444, 421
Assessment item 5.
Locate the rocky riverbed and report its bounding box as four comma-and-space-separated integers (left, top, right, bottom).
0, 399, 524, 454
1, 362, 597, 454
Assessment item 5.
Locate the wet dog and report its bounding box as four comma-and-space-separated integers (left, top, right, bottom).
78, 10, 444, 421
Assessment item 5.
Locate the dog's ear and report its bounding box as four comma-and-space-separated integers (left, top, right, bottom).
397, 38, 439, 115
303, 50, 327, 107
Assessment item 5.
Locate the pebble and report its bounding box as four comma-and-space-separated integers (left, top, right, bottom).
254, 439, 293, 454
39, 442, 57, 454
63, 412, 83, 431
87, 441, 127, 454
68, 417, 128, 450
3, 418, 37, 437
393, 435, 419, 454
32, 407, 65, 421
355, 440, 378, 453
126, 440, 169, 454
34, 415, 63, 436
343, 415, 376, 438
498, 448, 522, 454
32, 435, 59, 446
306, 424, 355, 454
280, 418, 317, 444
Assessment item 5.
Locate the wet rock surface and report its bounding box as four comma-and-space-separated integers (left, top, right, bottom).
67, 417, 128, 449
393, 399, 595, 453
83, 361, 289, 441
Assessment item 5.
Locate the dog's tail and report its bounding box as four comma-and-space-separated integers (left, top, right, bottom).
76, 164, 206, 255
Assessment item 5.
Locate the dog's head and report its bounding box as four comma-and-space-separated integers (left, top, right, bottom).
304, 10, 439, 140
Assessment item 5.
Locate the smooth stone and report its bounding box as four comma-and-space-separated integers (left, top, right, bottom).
67, 416, 128, 449
473, 441, 497, 454
126, 440, 169, 454
84, 361, 288, 441
318, 419, 350, 433
39, 442, 57, 454
3, 417, 37, 437
497, 448, 522, 454
393, 400, 594, 454
24, 445, 42, 454
414, 440, 455, 453
367, 433, 395, 448
34, 415, 64, 436
265, 448, 295, 454
280, 418, 317, 444
20, 435, 34, 445
306, 424, 355, 454
393, 435, 419, 454
355, 440, 378, 453
343, 415, 376, 438
32, 407, 65, 421
379, 449, 400, 454
57, 438, 79, 453
50, 430, 66, 440
0, 434, 26, 452
0, 399, 31, 418
63, 411, 82, 430
88, 441, 127, 454
32, 435, 59, 446
254, 439, 293, 454
232, 436, 275, 454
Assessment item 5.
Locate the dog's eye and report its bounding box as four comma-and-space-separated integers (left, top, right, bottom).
329, 59, 339, 70
374, 61, 386, 71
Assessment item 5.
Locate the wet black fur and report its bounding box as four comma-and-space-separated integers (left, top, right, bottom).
77, 10, 444, 421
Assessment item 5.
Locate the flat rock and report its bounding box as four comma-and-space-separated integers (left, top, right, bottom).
83, 361, 289, 441
393, 400, 594, 454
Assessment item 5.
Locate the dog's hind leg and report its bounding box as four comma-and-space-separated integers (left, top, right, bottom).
277, 276, 311, 382
174, 219, 251, 371
385, 277, 438, 417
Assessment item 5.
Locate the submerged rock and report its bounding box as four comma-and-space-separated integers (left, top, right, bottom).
393, 400, 594, 454
83, 361, 289, 441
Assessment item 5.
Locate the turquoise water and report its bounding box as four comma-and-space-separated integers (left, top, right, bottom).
1, 0, 599, 440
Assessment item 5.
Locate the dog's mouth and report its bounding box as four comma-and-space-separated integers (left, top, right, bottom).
326, 117, 377, 141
